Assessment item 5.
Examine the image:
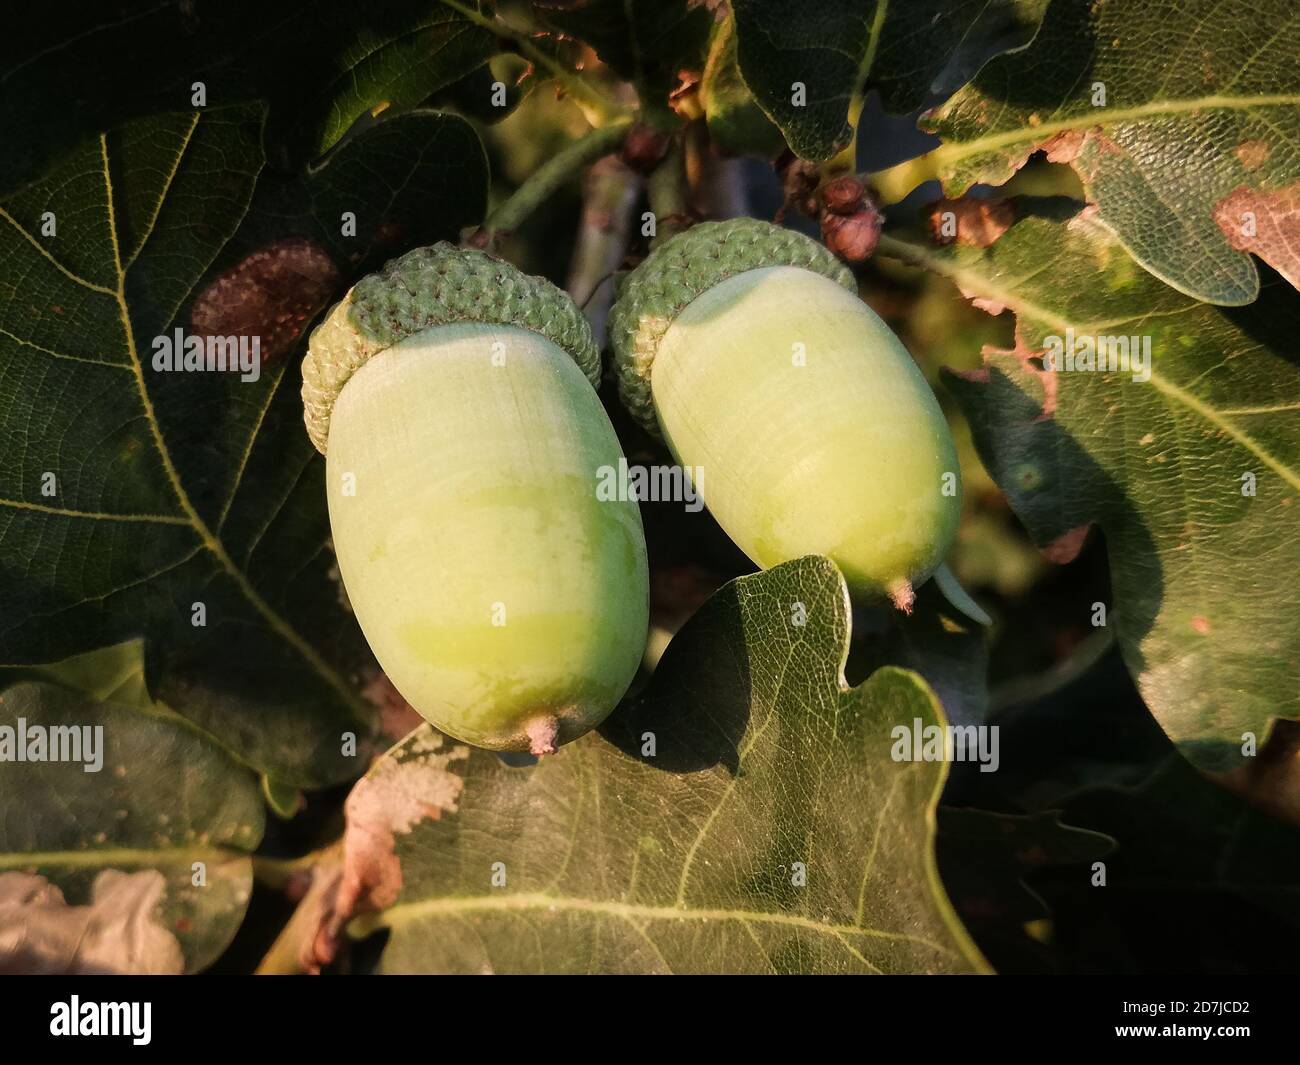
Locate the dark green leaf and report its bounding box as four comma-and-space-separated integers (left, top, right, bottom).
852, 581, 990, 729
538, 0, 713, 97
952, 641, 1300, 972
939, 807, 1113, 925
731, 0, 1046, 161
700, 15, 785, 158
0, 2, 495, 190
0, 105, 489, 786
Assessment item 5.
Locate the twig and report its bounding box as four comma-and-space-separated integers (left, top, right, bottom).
566, 155, 641, 342
645, 141, 692, 248
866, 149, 944, 206
473, 119, 633, 249
251, 846, 336, 890
252, 840, 345, 975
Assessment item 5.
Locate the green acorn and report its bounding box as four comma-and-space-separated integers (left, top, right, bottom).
303, 244, 649, 754
608, 218, 960, 610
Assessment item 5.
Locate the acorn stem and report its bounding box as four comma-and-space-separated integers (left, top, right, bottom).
567, 156, 641, 339
873, 232, 941, 271
646, 142, 691, 248
475, 119, 634, 248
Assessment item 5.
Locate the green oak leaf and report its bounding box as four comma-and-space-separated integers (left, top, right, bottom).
0, 649, 264, 974
730, 0, 1046, 161
0, 104, 489, 786
0, 2, 495, 191
878, 206, 1300, 770
921, 0, 1300, 305
349, 557, 989, 975
0, 639, 152, 709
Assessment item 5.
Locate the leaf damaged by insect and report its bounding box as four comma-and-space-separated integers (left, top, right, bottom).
890, 209, 1300, 769
1213, 183, 1300, 291
189, 238, 340, 365
918, 0, 1300, 304
299, 728, 468, 972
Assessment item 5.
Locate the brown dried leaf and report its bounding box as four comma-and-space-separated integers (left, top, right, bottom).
0, 870, 184, 975
926, 197, 1017, 248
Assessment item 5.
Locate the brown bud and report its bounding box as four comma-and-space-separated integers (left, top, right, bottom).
776, 155, 820, 221
821, 202, 882, 263
620, 123, 672, 174
820, 175, 866, 215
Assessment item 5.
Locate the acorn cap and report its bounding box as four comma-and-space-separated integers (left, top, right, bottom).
608, 218, 855, 435
302, 243, 599, 453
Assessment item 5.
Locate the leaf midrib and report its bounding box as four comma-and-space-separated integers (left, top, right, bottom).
0, 845, 251, 870
96, 132, 365, 719
930, 92, 1300, 171
359, 890, 961, 957
0, 122, 363, 719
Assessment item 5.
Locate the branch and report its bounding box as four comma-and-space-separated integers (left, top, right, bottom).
873, 231, 932, 267
252, 841, 345, 976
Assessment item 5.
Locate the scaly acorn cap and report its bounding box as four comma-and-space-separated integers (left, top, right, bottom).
302, 242, 599, 453
608, 217, 855, 435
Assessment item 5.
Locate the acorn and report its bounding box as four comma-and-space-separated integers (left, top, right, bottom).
303, 244, 649, 753
608, 218, 960, 610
